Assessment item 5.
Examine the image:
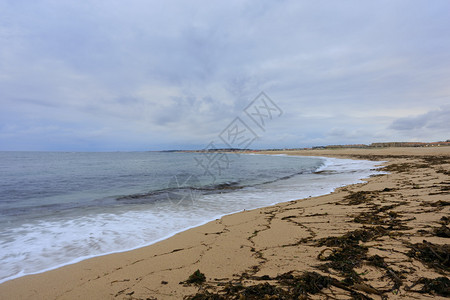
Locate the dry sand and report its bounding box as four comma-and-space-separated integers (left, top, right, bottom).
0, 147, 448, 299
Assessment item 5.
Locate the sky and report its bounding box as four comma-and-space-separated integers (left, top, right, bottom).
0, 0, 449, 151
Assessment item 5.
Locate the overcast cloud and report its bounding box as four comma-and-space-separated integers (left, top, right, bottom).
0, 0, 449, 151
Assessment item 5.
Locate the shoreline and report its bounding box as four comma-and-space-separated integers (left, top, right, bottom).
0, 147, 448, 299
0, 154, 380, 286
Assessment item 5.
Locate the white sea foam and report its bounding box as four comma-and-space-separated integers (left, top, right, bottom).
0, 156, 384, 284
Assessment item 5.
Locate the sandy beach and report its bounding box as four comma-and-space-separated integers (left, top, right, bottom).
0, 147, 448, 299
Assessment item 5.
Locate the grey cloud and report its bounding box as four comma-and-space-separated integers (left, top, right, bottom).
389, 107, 450, 131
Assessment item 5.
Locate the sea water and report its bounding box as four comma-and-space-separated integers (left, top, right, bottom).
0, 151, 383, 283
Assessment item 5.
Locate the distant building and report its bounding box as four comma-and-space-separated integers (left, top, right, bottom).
370, 142, 450, 147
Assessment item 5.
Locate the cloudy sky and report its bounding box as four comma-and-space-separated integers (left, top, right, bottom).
1, 0, 449, 151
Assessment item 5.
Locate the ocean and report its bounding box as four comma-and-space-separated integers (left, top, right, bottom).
0, 151, 383, 283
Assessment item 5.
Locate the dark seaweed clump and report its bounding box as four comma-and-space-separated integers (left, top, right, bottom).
440, 216, 450, 225
406, 277, 450, 297
183, 270, 206, 285
315, 228, 378, 285
234, 283, 289, 299
317, 226, 387, 248
184, 271, 374, 300
186, 291, 225, 300
433, 225, 450, 238
342, 191, 376, 205
406, 240, 450, 273
276, 271, 334, 297
316, 227, 402, 291
317, 244, 368, 285
352, 203, 411, 231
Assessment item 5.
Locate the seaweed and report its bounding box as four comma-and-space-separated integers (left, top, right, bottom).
318, 244, 368, 284
433, 225, 450, 238
353, 212, 385, 226
315, 226, 404, 293
343, 191, 376, 205
184, 271, 375, 300
366, 254, 387, 268
383, 163, 424, 173
352, 203, 410, 230
186, 292, 225, 300
277, 271, 371, 298
439, 216, 449, 225
221, 282, 244, 294
381, 155, 448, 173
282, 271, 333, 295
421, 156, 449, 165
406, 240, 450, 272
317, 226, 387, 248
184, 224, 413, 299
183, 269, 207, 285
423, 200, 450, 207
437, 168, 450, 176
340, 189, 396, 206
238, 283, 289, 299
317, 243, 403, 293
406, 277, 450, 297
366, 255, 403, 291
317, 228, 376, 285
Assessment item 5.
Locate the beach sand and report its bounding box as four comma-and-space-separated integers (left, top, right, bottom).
0, 147, 448, 299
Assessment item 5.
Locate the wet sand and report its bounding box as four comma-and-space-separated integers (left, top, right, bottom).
0, 147, 448, 299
